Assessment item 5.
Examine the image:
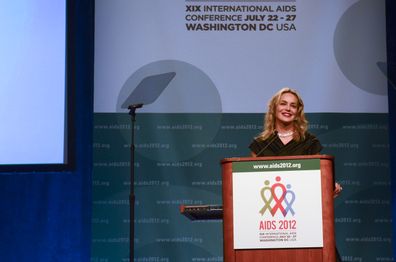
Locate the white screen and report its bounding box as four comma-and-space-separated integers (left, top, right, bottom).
0, 0, 67, 165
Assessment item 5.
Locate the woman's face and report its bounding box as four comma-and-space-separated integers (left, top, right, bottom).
275, 92, 298, 126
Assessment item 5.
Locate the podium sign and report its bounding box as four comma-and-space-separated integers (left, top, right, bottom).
232, 159, 323, 249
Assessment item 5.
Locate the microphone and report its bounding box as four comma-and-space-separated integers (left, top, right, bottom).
256, 131, 278, 157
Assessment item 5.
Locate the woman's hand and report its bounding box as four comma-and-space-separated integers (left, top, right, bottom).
333, 182, 342, 198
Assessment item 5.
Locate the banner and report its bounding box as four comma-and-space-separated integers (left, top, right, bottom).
95, 0, 387, 114
92, 1, 393, 261
233, 159, 323, 249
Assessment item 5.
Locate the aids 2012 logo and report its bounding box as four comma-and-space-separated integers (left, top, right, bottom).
259, 176, 296, 217
258, 176, 297, 231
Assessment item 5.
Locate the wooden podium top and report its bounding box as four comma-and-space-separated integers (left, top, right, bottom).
221, 154, 334, 164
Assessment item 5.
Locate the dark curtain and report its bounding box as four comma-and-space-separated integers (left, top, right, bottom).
387, 0, 396, 256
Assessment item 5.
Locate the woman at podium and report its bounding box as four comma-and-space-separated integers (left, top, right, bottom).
248, 87, 342, 197
248, 87, 343, 261
249, 87, 322, 157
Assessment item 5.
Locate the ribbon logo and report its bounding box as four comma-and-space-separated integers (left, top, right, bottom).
259, 176, 296, 217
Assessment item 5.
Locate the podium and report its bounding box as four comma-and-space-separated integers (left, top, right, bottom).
221, 155, 336, 262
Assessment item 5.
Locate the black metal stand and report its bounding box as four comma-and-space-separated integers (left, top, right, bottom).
128, 103, 143, 262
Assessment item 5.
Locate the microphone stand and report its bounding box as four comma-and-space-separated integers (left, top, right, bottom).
128, 103, 143, 262
256, 131, 278, 157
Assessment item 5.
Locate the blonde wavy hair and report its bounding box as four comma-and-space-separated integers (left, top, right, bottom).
257, 87, 308, 142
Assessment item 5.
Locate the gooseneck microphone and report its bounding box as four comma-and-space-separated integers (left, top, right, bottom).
256, 131, 278, 157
